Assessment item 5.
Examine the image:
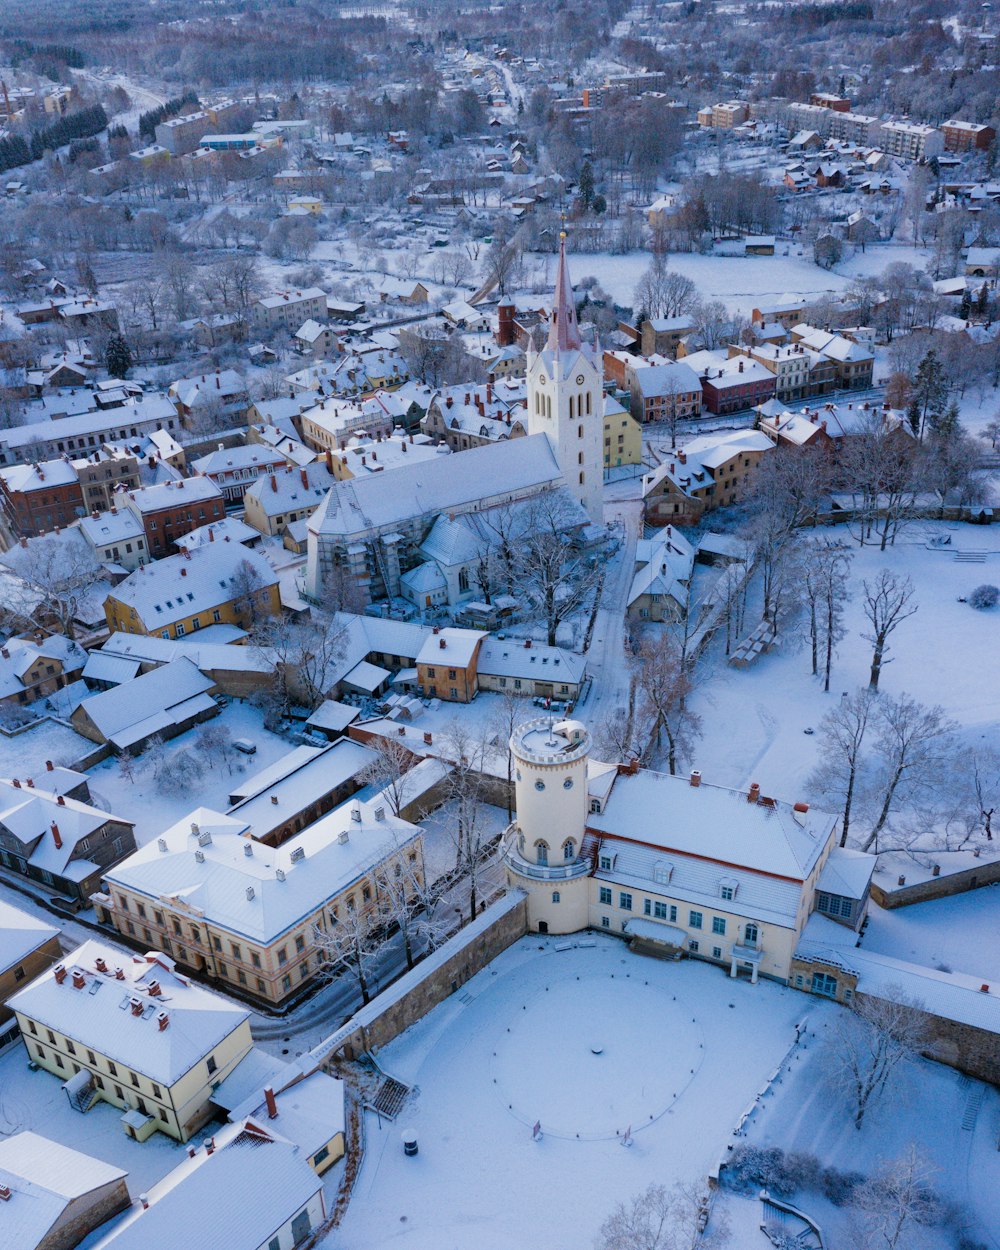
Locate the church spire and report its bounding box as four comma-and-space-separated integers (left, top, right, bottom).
546, 231, 582, 354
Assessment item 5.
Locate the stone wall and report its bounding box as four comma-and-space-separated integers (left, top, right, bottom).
869, 858, 1000, 909
317, 892, 527, 1065
855, 991, 1000, 1088
42, 1178, 131, 1250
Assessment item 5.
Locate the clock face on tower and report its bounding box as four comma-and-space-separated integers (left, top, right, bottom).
576, 375, 585, 384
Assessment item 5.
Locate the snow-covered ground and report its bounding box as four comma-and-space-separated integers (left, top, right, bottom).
714, 1024, 1000, 1249
0, 718, 93, 778
685, 522, 1000, 806
860, 892, 1000, 982
85, 703, 295, 845
328, 935, 833, 1250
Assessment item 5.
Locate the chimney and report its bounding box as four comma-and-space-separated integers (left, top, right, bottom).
147, 978, 161, 996
187, 1145, 197, 1158
25, 778, 32, 789
689, 769, 701, 787
181, 567, 187, 577
677, 450, 686, 465
51, 822, 63, 849
486, 381, 493, 405
72, 970, 86, 989
270, 794, 279, 805
270, 473, 277, 492
140, 1195, 150, 1210
264, 1086, 278, 1119
932, 864, 940, 877
54, 963, 67, 984
12, 779, 19, 789
424, 731, 433, 745
747, 782, 760, 804
525, 639, 532, 649
439, 637, 446, 649
325, 449, 333, 472
19, 537, 26, 549
209, 526, 214, 542
300, 468, 308, 488
131, 998, 143, 1016
95, 957, 108, 973
793, 802, 810, 813
205, 1137, 215, 1155
244, 842, 254, 857
738, 360, 744, 372
157, 1011, 169, 1031
115, 967, 125, 980
215, 373, 220, 389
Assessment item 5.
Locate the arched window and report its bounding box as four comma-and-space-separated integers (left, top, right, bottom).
458, 568, 470, 592
563, 840, 575, 861
579, 472, 585, 485
586, 392, 592, 415
552, 891, 561, 903
590, 799, 601, 813
744, 923, 758, 944
569, 396, 575, 418
535, 841, 549, 866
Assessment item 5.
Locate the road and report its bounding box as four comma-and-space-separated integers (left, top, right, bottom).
581, 495, 641, 729
71, 68, 166, 134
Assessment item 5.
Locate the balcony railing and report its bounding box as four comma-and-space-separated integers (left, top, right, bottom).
502, 841, 591, 882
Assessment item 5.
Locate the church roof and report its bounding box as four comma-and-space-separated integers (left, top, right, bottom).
547, 234, 582, 353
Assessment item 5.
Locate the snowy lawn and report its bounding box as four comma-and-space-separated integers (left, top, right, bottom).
687, 522, 1000, 804
328, 935, 833, 1250
860, 892, 1000, 982
85, 703, 295, 846
715, 1024, 1000, 1249
416, 799, 511, 883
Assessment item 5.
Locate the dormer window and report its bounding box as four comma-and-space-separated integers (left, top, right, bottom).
653, 861, 673, 885
719, 878, 738, 901
599, 854, 612, 871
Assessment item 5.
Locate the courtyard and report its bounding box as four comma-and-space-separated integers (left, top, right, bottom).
329, 935, 834, 1250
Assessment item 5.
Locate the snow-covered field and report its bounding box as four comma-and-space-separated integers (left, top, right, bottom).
686, 522, 1000, 806
328, 935, 833, 1250
0, 718, 93, 778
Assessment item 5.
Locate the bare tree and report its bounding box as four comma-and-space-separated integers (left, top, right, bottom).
358, 735, 417, 819
966, 747, 999, 843
809, 688, 875, 847
196, 722, 239, 775
480, 221, 522, 298
313, 892, 391, 1006
862, 571, 917, 690
633, 257, 696, 320
848, 1144, 941, 1250
489, 686, 530, 821
825, 987, 929, 1130
803, 541, 853, 691
0, 533, 102, 640
864, 694, 956, 852
443, 720, 497, 922
596, 1181, 726, 1250
518, 494, 591, 647
374, 836, 445, 971
631, 633, 702, 775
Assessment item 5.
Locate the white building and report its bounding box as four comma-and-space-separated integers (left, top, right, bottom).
526, 236, 604, 526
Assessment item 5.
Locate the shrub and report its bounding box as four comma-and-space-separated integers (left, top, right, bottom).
969, 584, 999, 610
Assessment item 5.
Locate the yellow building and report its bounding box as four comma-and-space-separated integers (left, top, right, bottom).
603, 395, 642, 470
503, 719, 875, 986
10, 940, 253, 1142
94, 800, 425, 1006
104, 543, 280, 640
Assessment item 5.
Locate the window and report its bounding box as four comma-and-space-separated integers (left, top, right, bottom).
643, 898, 651, 916
619, 892, 633, 911
599, 854, 612, 871
669, 905, 677, 922
66, 1039, 76, 1056
130, 1072, 140, 1088
552, 891, 560, 903
14, 965, 25, 982
563, 778, 573, 790
295, 935, 305, 953
152, 1083, 161, 1098
190, 926, 200, 943
744, 923, 758, 944
563, 840, 575, 861
653, 862, 671, 884
720, 885, 735, 901
281, 975, 291, 992
172, 919, 182, 937
712, 946, 722, 960
534, 779, 545, 791
251, 952, 261, 968
218, 963, 227, 978
212, 936, 222, 952
688, 940, 699, 953
238, 970, 247, 985
601, 916, 610, 928
712, 917, 726, 935
599, 887, 612, 905
206, 1055, 217, 1076
653, 901, 668, 920
154, 911, 163, 926
86, 1049, 95, 1064
536, 843, 548, 866
257, 978, 265, 992
277, 948, 288, 966
689, 910, 703, 929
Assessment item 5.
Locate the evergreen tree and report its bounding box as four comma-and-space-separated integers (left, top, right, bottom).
929, 400, 960, 444
578, 160, 594, 210
976, 283, 990, 317
912, 349, 947, 441
906, 398, 921, 438
105, 334, 133, 379
959, 288, 972, 320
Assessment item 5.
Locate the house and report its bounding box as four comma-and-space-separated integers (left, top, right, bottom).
422, 381, 528, 451
294, 318, 334, 358
121, 477, 226, 559
415, 628, 485, 702
964, 247, 1000, 278
682, 350, 777, 416
190, 444, 288, 505
786, 325, 875, 389
169, 371, 250, 428
225, 739, 376, 847
760, 402, 913, 456
243, 462, 337, 538
0, 460, 85, 538
503, 717, 875, 987
640, 316, 697, 359
88, 1117, 324, 1250
70, 657, 220, 751
254, 288, 327, 334
328, 432, 444, 481
878, 120, 943, 161
0, 635, 87, 708
941, 120, 995, 153
750, 300, 805, 330
0, 901, 60, 1035
0, 777, 137, 904
642, 428, 773, 525
104, 543, 280, 640
625, 358, 702, 424
10, 941, 252, 1142
79, 508, 149, 571
474, 636, 587, 701
0, 1132, 130, 1250
627, 526, 696, 621
602, 395, 642, 471
94, 798, 425, 1006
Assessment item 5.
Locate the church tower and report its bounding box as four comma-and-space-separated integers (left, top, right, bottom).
526, 235, 604, 526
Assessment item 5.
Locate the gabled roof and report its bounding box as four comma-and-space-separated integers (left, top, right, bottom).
76, 658, 216, 748
0, 900, 59, 974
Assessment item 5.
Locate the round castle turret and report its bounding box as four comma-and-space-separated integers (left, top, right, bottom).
504, 717, 592, 934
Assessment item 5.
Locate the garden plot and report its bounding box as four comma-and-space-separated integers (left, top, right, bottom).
329, 935, 832, 1250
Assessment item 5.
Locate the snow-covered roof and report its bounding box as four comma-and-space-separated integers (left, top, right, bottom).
76, 658, 217, 749
103, 797, 423, 945
81, 651, 141, 686
108, 543, 278, 628
9, 940, 249, 1085
0, 900, 58, 975
816, 846, 876, 899
170, 370, 247, 408
343, 659, 392, 692
304, 700, 359, 735
244, 462, 336, 518
0, 1132, 126, 1250
629, 527, 695, 607
631, 360, 702, 399
681, 428, 773, 470
176, 516, 260, 551
415, 628, 485, 669
476, 638, 586, 685
99, 632, 274, 676
591, 771, 835, 882
238, 1070, 345, 1158
89, 1118, 321, 1250
78, 508, 145, 548
0, 779, 127, 879
190, 445, 286, 477
0, 635, 86, 699
258, 286, 326, 309
309, 433, 563, 538
123, 477, 223, 515
0, 458, 79, 494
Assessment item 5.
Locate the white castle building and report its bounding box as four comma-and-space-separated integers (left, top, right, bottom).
503, 718, 875, 987
526, 237, 605, 526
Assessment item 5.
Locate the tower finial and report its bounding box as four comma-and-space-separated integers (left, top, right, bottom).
547, 228, 581, 353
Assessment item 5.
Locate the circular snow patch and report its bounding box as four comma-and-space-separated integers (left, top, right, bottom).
492, 974, 703, 1139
